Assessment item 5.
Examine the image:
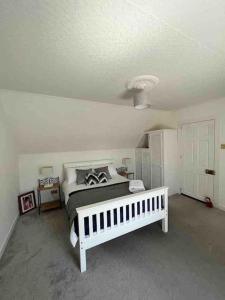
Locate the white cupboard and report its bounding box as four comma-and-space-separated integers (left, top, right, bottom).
135, 148, 151, 189
136, 129, 178, 196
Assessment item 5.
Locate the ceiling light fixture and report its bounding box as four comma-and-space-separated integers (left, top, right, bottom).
126, 75, 159, 109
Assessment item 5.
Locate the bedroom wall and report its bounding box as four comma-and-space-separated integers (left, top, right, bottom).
0, 99, 19, 258
0, 89, 177, 196
18, 149, 135, 196
0, 90, 177, 154
177, 97, 225, 210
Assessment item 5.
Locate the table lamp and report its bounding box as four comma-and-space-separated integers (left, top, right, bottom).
39, 166, 54, 188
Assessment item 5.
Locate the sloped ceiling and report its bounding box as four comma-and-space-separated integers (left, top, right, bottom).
0, 1, 225, 109
0, 91, 176, 154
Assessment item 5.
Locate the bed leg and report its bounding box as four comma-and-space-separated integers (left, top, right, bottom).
80, 246, 87, 273
162, 215, 168, 233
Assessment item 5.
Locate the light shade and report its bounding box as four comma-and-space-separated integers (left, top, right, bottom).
133, 90, 149, 109
122, 157, 131, 166
126, 75, 159, 110
40, 166, 53, 177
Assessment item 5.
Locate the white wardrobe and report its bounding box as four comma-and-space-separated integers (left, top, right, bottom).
135, 129, 178, 196
135, 148, 151, 189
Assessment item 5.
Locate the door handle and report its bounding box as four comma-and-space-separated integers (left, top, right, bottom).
205, 169, 216, 175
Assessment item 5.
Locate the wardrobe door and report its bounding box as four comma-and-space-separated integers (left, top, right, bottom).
135, 149, 143, 180
141, 149, 151, 189
151, 165, 162, 188
149, 132, 163, 188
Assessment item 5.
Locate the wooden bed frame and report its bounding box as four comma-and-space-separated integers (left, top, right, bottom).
63, 160, 168, 272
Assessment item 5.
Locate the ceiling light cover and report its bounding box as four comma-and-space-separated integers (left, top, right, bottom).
126, 75, 159, 109
133, 90, 149, 109
127, 75, 159, 91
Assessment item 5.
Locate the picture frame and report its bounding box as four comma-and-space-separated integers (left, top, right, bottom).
18, 191, 36, 215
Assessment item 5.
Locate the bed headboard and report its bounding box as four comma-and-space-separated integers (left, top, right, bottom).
63, 159, 114, 170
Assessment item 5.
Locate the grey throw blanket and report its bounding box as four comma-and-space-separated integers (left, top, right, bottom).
66, 182, 132, 235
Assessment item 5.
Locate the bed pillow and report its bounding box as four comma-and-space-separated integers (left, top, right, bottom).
76, 169, 92, 184
108, 165, 117, 177
94, 166, 112, 179
65, 167, 77, 184
85, 172, 100, 186
98, 172, 108, 183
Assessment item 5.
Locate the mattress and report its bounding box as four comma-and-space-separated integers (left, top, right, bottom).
67, 181, 132, 235
67, 180, 164, 247
63, 175, 129, 246
63, 174, 128, 205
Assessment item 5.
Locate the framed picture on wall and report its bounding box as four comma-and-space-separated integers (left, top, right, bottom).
18, 191, 36, 215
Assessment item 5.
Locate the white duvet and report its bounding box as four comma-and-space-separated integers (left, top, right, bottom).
62, 174, 129, 247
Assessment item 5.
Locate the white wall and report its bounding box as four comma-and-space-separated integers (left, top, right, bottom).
0, 90, 177, 154
1, 89, 177, 201
0, 99, 19, 258
177, 98, 225, 210
19, 149, 135, 197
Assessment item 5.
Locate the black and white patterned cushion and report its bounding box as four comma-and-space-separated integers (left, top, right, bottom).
76, 169, 92, 184
98, 172, 108, 183
85, 172, 99, 185
94, 166, 112, 179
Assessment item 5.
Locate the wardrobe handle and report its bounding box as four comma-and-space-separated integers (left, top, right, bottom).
205, 169, 215, 175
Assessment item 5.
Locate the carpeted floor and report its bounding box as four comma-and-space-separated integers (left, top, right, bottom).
1, 194, 225, 300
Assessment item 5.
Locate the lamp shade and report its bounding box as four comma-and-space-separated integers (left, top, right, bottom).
122, 157, 131, 166
40, 166, 53, 177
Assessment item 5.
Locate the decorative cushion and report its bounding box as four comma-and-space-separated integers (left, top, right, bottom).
85, 172, 100, 185
76, 169, 92, 184
98, 172, 108, 183
94, 166, 112, 179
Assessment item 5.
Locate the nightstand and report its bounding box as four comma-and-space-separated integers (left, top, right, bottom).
118, 171, 135, 180
37, 181, 62, 214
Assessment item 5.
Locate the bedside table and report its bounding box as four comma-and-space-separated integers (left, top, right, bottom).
37, 182, 62, 214
118, 171, 135, 180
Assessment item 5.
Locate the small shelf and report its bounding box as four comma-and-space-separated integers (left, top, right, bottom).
37, 177, 62, 214
40, 200, 61, 212
38, 183, 59, 191
118, 171, 134, 179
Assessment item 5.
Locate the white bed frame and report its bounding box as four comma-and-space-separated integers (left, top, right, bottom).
63, 160, 168, 273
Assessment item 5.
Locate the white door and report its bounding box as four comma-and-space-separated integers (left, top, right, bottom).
149, 132, 163, 188
181, 120, 215, 201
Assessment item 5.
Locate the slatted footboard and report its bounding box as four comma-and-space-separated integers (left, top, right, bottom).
76, 186, 168, 272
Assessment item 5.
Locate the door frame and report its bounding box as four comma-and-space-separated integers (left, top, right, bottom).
178, 118, 216, 202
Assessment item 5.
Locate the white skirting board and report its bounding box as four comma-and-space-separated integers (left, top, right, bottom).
214, 203, 225, 212
0, 215, 19, 260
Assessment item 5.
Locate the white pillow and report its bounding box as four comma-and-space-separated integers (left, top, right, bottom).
65, 168, 77, 184
108, 165, 118, 177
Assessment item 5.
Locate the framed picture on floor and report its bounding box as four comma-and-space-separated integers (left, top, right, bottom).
18, 191, 36, 215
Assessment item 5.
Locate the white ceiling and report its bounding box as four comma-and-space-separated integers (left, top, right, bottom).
0, 0, 225, 109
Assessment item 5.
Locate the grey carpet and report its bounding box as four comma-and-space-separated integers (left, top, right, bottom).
1, 195, 225, 300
